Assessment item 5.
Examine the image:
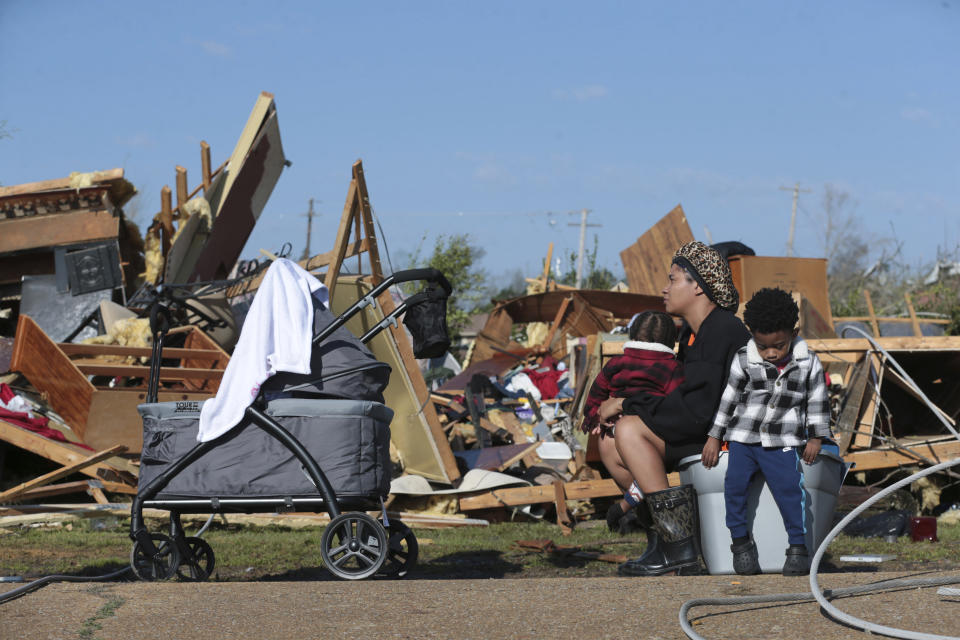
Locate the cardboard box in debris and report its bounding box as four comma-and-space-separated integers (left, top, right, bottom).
2, 93, 959, 530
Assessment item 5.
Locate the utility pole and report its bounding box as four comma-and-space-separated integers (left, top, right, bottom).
300, 198, 317, 261
567, 208, 601, 289
779, 182, 811, 257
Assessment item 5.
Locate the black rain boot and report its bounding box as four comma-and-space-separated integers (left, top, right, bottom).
630, 500, 661, 562
731, 538, 761, 575
618, 485, 703, 576
782, 544, 810, 576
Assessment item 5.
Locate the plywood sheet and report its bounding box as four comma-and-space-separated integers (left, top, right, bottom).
191, 97, 286, 281
728, 256, 832, 325
619, 204, 694, 295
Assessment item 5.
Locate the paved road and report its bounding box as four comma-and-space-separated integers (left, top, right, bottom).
3, 572, 960, 639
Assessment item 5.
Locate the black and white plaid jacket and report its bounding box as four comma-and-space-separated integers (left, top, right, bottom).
708, 337, 832, 447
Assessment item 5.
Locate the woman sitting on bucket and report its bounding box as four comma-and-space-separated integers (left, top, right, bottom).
597, 241, 749, 576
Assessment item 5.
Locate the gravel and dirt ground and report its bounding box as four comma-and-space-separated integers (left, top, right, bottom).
3, 571, 960, 639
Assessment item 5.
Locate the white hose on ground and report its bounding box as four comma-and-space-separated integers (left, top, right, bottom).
680, 325, 960, 640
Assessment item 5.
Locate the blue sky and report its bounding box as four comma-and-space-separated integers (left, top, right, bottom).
2, 1, 958, 284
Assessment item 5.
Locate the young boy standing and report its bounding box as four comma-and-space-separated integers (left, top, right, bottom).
701, 288, 832, 576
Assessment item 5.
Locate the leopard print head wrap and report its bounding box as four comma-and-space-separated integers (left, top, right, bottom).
671, 241, 739, 311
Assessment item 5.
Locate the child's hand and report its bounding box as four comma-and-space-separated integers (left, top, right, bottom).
590, 424, 605, 437
802, 438, 822, 465
701, 437, 722, 469
598, 397, 623, 423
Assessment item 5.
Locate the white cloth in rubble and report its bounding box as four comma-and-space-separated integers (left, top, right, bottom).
505, 372, 541, 401
197, 258, 329, 442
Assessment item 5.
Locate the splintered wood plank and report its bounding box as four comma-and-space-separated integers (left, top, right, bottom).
836, 355, 871, 455
619, 204, 693, 295
0, 445, 127, 502
853, 353, 885, 449
0, 419, 137, 488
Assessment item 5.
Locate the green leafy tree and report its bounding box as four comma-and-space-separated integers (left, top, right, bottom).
406, 233, 487, 338
557, 235, 621, 290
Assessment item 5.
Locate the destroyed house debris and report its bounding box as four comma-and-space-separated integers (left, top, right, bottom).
0, 94, 957, 545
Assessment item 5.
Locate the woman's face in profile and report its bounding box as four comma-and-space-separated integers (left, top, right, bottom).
662, 263, 698, 315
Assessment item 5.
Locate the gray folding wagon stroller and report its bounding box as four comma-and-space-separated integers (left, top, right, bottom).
128, 268, 451, 581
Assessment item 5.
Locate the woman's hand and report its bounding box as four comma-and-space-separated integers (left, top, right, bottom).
802, 438, 822, 465
701, 436, 722, 469
598, 397, 624, 424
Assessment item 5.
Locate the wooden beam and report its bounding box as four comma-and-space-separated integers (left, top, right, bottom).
352, 160, 385, 283
0, 445, 127, 502
807, 336, 960, 353
16, 479, 129, 501
0, 169, 124, 198
904, 292, 923, 338
58, 344, 222, 360
323, 179, 359, 297
863, 289, 880, 336
540, 295, 572, 352
0, 209, 119, 254
458, 476, 681, 511
200, 141, 212, 191
175, 166, 188, 214
844, 439, 960, 472
497, 443, 541, 472
834, 316, 949, 326
73, 364, 224, 381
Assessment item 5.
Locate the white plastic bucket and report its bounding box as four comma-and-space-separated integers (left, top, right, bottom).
677, 449, 848, 574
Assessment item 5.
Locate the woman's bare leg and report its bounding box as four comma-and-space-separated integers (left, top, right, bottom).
598, 433, 635, 511
614, 415, 669, 494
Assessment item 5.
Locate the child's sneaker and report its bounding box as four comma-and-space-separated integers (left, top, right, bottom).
730, 538, 760, 575
782, 544, 810, 576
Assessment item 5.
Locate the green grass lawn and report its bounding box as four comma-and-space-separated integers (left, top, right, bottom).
2, 517, 958, 581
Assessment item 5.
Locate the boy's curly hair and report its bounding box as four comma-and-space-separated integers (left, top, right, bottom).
743, 287, 799, 334
629, 310, 678, 347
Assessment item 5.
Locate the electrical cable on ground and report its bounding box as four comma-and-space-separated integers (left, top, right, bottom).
680, 325, 960, 639
0, 513, 218, 606
0, 566, 131, 605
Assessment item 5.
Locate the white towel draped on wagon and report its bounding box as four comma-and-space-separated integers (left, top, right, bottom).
197, 258, 329, 442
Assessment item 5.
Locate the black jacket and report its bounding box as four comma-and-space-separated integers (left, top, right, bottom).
622, 307, 750, 447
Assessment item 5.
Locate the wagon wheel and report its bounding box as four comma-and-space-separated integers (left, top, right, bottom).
378, 521, 419, 578
176, 536, 216, 582
130, 533, 180, 581
320, 512, 388, 580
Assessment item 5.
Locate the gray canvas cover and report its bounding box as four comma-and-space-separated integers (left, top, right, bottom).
260, 296, 391, 402
138, 398, 393, 500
